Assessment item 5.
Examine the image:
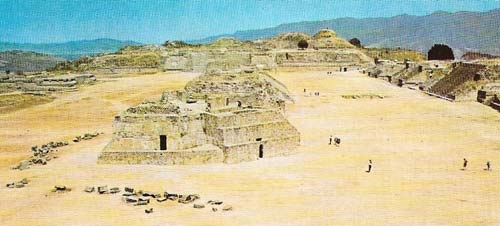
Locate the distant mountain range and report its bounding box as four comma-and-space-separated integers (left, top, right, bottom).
0, 39, 140, 60
192, 9, 500, 56
1, 9, 498, 62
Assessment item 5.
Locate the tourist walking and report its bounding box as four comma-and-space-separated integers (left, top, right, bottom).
334, 137, 341, 146
486, 161, 491, 171
329, 135, 333, 145
462, 158, 468, 170
366, 160, 372, 173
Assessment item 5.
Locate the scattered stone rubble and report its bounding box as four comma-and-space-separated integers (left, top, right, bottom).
222, 205, 233, 211
98, 186, 109, 194
11, 132, 102, 170
193, 203, 205, 209
11, 141, 68, 170
51, 185, 71, 193
82, 186, 233, 213
73, 132, 102, 143
6, 178, 29, 188
84, 186, 95, 193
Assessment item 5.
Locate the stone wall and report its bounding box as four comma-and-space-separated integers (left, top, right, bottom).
162, 53, 191, 71
275, 49, 370, 67
250, 53, 277, 69
203, 109, 282, 129
163, 48, 371, 72
107, 114, 209, 151
203, 94, 284, 110
217, 121, 297, 146
223, 135, 300, 164
90, 67, 159, 75
163, 50, 254, 72
98, 145, 223, 165
0, 73, 95, 93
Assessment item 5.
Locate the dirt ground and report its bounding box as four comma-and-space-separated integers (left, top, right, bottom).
1, 70, 499, 226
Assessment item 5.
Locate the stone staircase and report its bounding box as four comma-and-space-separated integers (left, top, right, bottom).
429, 63, 485, 98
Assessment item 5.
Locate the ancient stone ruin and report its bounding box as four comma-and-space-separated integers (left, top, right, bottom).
366, 56, 500, 111
0, 72, 96, 93
98, 68, 300, 165
428, 62, 487, 100
162, 29, 372, 72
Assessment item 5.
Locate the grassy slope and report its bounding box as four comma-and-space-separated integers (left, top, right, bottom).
0, 93, 55, 113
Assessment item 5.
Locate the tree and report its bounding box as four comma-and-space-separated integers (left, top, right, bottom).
298, 39, 309, 50
428, 44, 455, 60
349, 38, 362, 48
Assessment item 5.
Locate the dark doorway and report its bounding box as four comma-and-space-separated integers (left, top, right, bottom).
225, 98, 229, 106
259, 144, 264, 158
160, 135, 167, 150
474, 73, 481, 81
344, 67, 347, 72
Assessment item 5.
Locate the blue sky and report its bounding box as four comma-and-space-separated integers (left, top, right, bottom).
0, 0, 499, 44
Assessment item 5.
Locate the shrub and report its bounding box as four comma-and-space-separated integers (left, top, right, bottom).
349, 38, 362, 48
298, 39, 309, 50
428, 44, 455, 60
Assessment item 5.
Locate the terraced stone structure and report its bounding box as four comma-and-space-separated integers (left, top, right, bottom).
162, 29, 372, 72
428, 62, 487, 99
0, 73, 96, 92
98, 69, 300, 165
